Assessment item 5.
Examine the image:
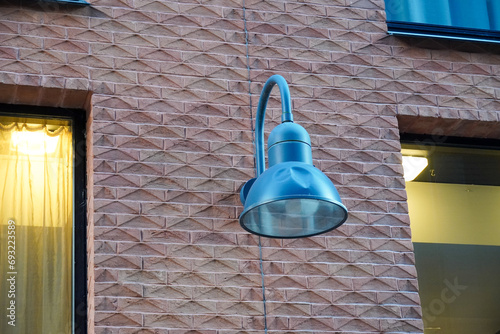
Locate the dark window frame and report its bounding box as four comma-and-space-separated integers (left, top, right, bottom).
387, 21, 500, 43
0, 0, 90, 6
400, 133, 500, 151
385, 0, 500, 44
0, 103, 87, 334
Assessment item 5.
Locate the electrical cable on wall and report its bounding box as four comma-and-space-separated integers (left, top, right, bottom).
242, 1, 268, 332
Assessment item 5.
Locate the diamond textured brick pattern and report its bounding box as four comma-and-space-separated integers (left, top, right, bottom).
95, 297, 117, 312
195, 315, 241, 329
355, 277, 398, 291
359, 304, 401, 318
144, 285, 191, 300
372, 239, 414, 252
95, 313, 142, 327
379, 292, 421, 306
91, 19, 135, 33
287, 290, 331, 304
283, 237, 326, 249
116, 213, 163, 227
457, 85, 494, 99
194, 287, 240, 300
168, 190, 211, 204
144, 314, 191, 328
395, 252, 416, 265
95, 214, 116, 227
143, 256, 192, 272
352, 251, 394, 265
9, 0, 498, 330
118, 298, 169, 313
2, 60, 41, 75
95, 199, 140, 213
306, 250, 350, 263
1, 35, 42, 49
95, 228, 141, 242
284, 262, 329, 276
115, 11, 157, 24
95, 283, 142, 297
171, 300, 217, 314
141, 176, 187, 190
191, 233, 237, 246
215, 246, 260, 260
142, 229, 190, 244
375, 265, 417, 279
183, 28, 225, 42
267, 276, 307, 289
334, 292, 377, 306
161, 38, 203, 52
312, 304, 356, 317
118, 243, 166, 256
95, 241, 116, 255
95, 255, 141, 269
117, 136, 163, 149
45, 39, 89, 53
117, 163, 163, 177
45, 64, 88, 78
95, 174, 140, 187
219, 301, 263, 316
268, 303, 310, 317
217, 273, 262, 288
337, 318, 380, 332
354, 43, 392, 56
290, 317, 335, 331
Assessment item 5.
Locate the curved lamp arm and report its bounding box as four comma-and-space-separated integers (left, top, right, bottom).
254, 74, 293, 177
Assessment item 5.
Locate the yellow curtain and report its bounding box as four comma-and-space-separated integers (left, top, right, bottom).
0, 118, 73, 334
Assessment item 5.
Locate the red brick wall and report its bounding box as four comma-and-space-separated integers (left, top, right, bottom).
1, 0, 499, 332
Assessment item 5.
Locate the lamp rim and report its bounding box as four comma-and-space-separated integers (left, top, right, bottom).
239, 197, 348, 239
241, 195, 348, 216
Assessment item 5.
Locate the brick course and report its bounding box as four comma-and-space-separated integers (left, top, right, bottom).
1, 0, 499, 332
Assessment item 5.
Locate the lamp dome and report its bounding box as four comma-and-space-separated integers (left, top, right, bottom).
239, 161, 348, 238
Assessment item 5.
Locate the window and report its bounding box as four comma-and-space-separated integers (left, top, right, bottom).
385, 0, 500, 43
401, 134, 500, 333
17, 0, 90, 5
44, 0, 90, 5
0, 104, 87, 333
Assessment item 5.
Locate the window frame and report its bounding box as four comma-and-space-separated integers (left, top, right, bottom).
0, 103, 87, 334
387, 21, 500, 44
400, 133, 500, 151
385, 0, 500, 44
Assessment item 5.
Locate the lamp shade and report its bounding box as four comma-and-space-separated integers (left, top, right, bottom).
240, 161, 348, 238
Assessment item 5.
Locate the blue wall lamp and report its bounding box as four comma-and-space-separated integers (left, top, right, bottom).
239, 75, 348, 238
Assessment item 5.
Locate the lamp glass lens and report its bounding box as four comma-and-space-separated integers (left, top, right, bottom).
241, 198, 346, 238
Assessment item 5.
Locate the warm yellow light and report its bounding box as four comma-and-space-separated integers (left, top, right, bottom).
11, 130, 59, 155
402, 156, 428, 182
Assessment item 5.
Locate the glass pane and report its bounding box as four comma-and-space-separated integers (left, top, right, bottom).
0, 116, 73, 333
385, 0, 499, 31
403, 143, 500, 333
241, 198, 346, 238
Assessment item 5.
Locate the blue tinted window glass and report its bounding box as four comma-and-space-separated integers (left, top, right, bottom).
386, 0, 497, 30
385, 0, 500, 42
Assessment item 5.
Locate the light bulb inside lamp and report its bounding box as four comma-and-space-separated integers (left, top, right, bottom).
285, 198, 320, 216
284, 198, 321, 235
